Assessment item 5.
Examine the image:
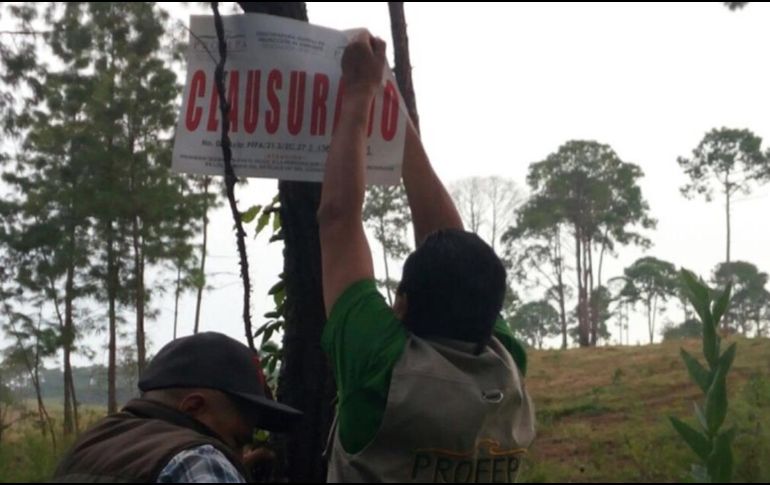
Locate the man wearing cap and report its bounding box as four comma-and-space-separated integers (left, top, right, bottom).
53, 332, 301, 483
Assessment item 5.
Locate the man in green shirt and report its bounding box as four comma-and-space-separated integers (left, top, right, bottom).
318, 32, 535, 483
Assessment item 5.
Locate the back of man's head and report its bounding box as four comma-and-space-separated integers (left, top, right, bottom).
397, 229, 507, 348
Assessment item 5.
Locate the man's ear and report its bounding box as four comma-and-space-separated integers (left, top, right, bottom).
394, 292, 408, 320
177, 392, 206, 416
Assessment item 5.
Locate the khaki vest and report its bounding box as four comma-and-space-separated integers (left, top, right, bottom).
327, 335, 535, 483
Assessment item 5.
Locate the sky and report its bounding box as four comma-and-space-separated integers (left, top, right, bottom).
5, 2, 770, 367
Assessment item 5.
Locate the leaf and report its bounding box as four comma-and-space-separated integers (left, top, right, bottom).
272, 211, 281, 232
273, 288, 285, 308
678, 270, 720, 368
268, 279, 285, 296
255, 211, 270, 236
707, 427, 735, 484
701, 299, 720, 370
681, 348, 712, 394
670, 416, 712, 462
241, 205, 261, 223
694, 402, 709, 434
704, 364, 728, 436
255, 429, 270, 443
261, 340, 279, 353
262, 326, 274, 345
681, 269, 713, 328
711, 283, 732, 330
718, 343, 737, 377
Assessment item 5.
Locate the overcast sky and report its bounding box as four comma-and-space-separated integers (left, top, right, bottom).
6, 2, 770, 366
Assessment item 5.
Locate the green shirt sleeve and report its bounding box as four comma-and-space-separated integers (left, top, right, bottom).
321, 279, 407, 455
493, 317, 528, 377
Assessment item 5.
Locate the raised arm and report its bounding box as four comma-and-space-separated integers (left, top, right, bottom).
317, 32, 386, 316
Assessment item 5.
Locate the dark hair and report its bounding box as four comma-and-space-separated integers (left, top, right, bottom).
397, 229, 506, 348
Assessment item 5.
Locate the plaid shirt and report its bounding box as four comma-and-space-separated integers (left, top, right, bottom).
156, 444, 245, 483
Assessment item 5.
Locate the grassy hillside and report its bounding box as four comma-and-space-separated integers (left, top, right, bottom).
2, 337, 768, 482
519, 337, 770, 482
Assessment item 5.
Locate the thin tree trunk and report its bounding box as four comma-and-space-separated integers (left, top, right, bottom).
131, 216, 146, 375
553, 231, 568, 349
388, 2, 419, 132
582, 234, 591, 346
725, 180, 731, 265
575, 227, 589, 347
194, 177, 211, 334
557, 276, 568, 350
173, 265, 182, 340
588, 241, 596, 346
107, 220, 118, 415
725, 186, 732, 335
597, 233, 608, 290
650, 294, 658, 344
380, 216, 393, 306
68, 370, 79, 433
10, 318, 57, 449
105, 24, 119, 416
64, 250, 80, 432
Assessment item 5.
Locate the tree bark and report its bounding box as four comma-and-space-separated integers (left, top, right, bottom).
194, 177, 211, 334
238, 3, 335, 482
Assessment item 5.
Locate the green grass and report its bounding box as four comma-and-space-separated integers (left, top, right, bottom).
519, 336, 770, 482
0, 407, 103, 483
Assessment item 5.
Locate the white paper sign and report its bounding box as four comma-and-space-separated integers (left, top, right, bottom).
171, 14, 407, 185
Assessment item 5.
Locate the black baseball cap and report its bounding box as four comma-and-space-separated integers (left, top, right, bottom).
138, 332, 302, 432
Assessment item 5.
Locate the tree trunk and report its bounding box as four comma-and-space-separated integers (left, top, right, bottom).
557, 276, 568, 350
131, 216, 146, 375
45, 218, 80, 438
173, 265, 182, 340
65, 313, 80, 434
552, 230, 568, 349
595, 231, 610, 346
104, 25, 119, 416
724, 184, 732, 336
63, 240, 76, 435
380, 216, 393, 306
107, 221, 118, 415
648, 294, 656, 344
388, 2, 419, 133
588, 241, 597, 346
582, 234, 592, 347
275, 180, 336, 483
237, 3, 335, 482
69, 368, 79, 434
575, 227, 589, 347
10, 318, 56, 449
596, 230, 608, 290
725, 182, 731, 265
194, 177, 211, 334
33, 362, 56, 449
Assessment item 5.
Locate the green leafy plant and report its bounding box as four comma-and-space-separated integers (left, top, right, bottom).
242, 194, 285, 389
670, 269, 736, 483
